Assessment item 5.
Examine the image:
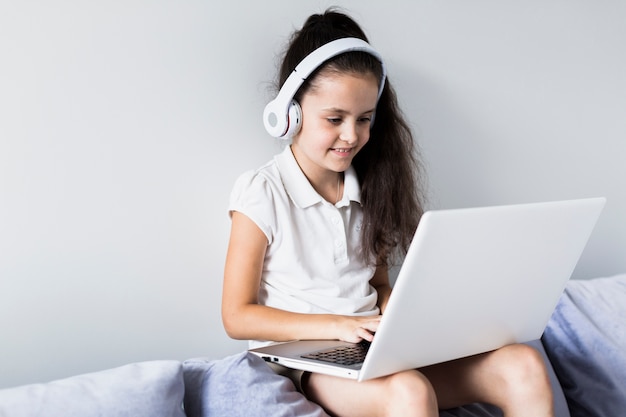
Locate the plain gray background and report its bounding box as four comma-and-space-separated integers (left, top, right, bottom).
1, 0, 624, 388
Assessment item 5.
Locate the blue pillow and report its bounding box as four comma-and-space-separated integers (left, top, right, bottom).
183, 352, 329, 417
542, 274, 626, 417
0, 360, 185, 417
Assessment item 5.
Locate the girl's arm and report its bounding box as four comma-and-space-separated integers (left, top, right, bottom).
222, 211, 380, 343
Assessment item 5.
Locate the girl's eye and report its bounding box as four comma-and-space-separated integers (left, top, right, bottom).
326, 117, 371, 125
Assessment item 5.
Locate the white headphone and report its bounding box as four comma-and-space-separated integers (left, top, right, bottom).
263, 37, 387, 139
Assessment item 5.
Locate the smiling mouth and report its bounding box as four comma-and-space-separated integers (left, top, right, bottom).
331, 148, 352, 153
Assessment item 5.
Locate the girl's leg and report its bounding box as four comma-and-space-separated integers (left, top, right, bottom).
304, 368, 438, 417
421, 343, 554, 417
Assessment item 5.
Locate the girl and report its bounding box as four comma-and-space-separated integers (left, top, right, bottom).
222, 9, 554, 417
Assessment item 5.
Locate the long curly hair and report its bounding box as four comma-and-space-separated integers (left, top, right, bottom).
276, 9, 427, 266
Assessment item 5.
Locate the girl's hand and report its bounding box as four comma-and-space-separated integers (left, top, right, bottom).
335, 315, 382, 343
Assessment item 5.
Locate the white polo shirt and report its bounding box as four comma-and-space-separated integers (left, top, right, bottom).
229, 146, 379, 347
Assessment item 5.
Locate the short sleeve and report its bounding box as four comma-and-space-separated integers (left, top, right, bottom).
228, 170, 279, 245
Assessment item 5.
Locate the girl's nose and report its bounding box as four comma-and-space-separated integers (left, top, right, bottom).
340, 122, 358, 144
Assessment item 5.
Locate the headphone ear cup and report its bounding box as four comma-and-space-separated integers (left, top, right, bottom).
283, 100, 302, 138
263, 100, 287, 138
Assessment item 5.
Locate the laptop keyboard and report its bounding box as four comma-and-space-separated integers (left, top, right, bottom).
301, 340, 371, 366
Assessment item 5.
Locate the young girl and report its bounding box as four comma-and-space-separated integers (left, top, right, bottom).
223, 9, 554, 417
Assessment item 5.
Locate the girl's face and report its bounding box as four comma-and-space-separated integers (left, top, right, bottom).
291, 70, 379, 184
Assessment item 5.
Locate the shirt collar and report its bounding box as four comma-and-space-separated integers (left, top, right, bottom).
276, 146, 361, 209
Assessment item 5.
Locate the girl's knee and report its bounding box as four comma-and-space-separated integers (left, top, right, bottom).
496, 344, 552, 394
503, 344, 547, 376
384, 370, 437, 410
492, 344, 554, 415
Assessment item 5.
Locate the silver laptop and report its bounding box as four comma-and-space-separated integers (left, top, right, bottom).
249, 197, 606, 381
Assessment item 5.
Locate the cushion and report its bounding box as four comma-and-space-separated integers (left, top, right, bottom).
440, 339, 570, 417
0, 360, 186, 417
542, 274, 626, 417
183, 352, 329, 417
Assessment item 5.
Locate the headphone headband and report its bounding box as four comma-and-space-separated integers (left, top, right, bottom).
263, 37, 387, 138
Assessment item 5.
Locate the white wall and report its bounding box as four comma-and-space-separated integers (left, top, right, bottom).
1, 0, 624, 388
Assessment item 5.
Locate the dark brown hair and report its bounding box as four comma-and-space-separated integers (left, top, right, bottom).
278, 9, 426, 266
